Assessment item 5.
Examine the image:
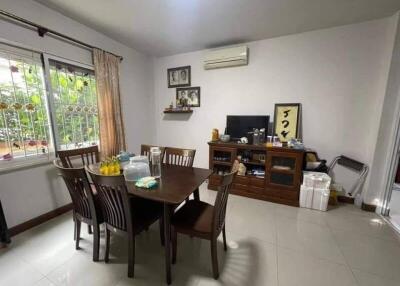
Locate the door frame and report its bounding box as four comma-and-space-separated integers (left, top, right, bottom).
381, 107, 400, 216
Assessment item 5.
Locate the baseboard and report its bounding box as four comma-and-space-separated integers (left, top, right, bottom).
337, 195, 355, 204
361, 202, 377, 213
8, 203, 73, 237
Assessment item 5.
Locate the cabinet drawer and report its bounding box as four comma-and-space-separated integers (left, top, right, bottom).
232, 183, 248, 191
249, 186, 264, 194
234, 175, 250, 185
277, 189, 299, 200
250, 177, 265, 188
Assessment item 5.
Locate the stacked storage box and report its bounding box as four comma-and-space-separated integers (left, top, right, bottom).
300, 172, 331, 211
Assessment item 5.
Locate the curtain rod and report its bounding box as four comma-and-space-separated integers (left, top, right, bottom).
0, 9, 123, 61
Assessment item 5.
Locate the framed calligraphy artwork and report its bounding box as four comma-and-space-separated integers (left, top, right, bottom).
273, 103, 300, 143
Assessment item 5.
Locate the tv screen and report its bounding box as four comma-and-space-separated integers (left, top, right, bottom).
226, 115, 269, 139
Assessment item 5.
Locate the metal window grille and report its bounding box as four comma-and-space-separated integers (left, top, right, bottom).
49, 60, 99, 151
0, 48, 51, 162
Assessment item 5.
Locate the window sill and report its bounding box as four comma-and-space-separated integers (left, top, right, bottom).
0, 154, 55, 175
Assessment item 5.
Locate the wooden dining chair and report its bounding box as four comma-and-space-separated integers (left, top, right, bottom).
165, 147, 197, 201
164, 147, 196, 167
171, 171, 236, 279
58, 145, 100, 235
85, 167, 164, 278
140, 144, 165, 162
53, 159, 103, 261
57, 145, 100, 168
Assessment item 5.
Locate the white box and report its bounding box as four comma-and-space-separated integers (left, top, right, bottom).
311, 188, 330, 211
303, 172, 331, 189
300, 185, 314, 208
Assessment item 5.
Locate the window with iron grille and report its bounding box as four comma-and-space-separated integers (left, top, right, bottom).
49, 60, 99, 151
0, 43, 99, 170
0, 46, 52, 165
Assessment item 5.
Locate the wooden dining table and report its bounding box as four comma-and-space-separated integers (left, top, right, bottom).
127, 164, 212, 284
88, 163, 212, 284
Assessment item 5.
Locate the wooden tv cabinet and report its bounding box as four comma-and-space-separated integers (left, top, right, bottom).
208, 141, 304, 206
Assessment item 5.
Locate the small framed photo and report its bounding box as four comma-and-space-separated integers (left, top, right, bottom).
176, 87, 200, 107
273, 103, 301, 143
167, 66, 191, 88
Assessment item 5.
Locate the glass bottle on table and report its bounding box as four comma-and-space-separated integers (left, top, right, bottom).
150, 147, 161, 178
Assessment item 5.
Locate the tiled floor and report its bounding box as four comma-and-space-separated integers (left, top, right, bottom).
1, 184, 400, 286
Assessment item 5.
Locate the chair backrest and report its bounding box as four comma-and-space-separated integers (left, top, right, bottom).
85, 167, 132, 234
58, 145, 100, 168
54, 159, 96, 222
141, 144, 166, 162
164, 147, 196, 167
212, 172, 236, 236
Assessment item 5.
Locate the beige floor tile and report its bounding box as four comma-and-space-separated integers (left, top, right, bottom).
197, 234, 278, 286
352, 268, 400, 286
46, 252, 125, 286
0, 248, 44, 286
276, 216, 346, 264
325, 212, 399, 242
274, 203, 328, 226
33, 277, 57, 286
332, 228, 400, 281
277, 247, 357, 286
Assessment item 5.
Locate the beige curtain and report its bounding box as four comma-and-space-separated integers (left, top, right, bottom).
93, 49, 126, 158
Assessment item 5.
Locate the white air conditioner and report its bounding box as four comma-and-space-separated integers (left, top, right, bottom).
204, 45, 248, 70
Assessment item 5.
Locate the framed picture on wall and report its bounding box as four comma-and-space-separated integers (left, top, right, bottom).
167, 66, 191, 88
176, 87, 200, 107
273, 103, 301, 143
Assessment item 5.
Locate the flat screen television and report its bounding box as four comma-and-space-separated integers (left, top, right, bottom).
226, 115, 269, 140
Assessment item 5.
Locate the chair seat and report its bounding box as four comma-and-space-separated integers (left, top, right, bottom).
131, 198, 163, 234
172, 200, 214, 235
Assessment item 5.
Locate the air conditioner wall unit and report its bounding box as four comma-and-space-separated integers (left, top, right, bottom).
204, 45, 248, 70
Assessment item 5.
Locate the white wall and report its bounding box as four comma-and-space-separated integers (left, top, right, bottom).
152, 18, 396, 195
0, 0, 154, 227
367, 12, 400, 206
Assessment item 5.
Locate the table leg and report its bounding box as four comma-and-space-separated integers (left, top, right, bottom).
193, 188, 200, 201
163, 203, 172, 285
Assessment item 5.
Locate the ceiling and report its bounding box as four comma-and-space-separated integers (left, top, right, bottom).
36, 0, 400, 57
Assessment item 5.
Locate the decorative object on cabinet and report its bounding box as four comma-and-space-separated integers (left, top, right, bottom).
208, 141, 304, 206
238, 163, 247, 176
167, 66, 191, 88
211, 128, 219, 141
273, 103, 301, 143
219, 134, 230, 142
176, 87, 200, 107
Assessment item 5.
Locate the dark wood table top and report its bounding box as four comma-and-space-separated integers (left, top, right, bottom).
88, 163, 212, 205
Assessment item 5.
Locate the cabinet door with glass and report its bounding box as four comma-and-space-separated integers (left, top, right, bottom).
266, 150, 303, 191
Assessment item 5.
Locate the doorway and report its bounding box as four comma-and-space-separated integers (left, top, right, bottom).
389, 160, 400, 228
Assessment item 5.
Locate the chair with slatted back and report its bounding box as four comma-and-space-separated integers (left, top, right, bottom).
140, 144, 166, 162
53, 159, 103, 261
85, 167, 164, 278
57, 145, 100, 168
171, 171, 236, 279
58, 146, 100, 235
164, 147, 196, 167
165, 147, 197, 202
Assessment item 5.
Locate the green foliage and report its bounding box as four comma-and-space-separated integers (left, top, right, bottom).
0, 58, 99, 153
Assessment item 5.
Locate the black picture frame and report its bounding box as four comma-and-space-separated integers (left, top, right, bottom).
176, 87, 201, 107
167, 66, 191, 88
273, 103, 301, 143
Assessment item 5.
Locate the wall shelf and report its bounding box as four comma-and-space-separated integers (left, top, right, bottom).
163, 110, 193, 114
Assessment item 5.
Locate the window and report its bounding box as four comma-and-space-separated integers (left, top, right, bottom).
0, 43, 99, 170
0, 47, 52, 164
49, 60, 99, 150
